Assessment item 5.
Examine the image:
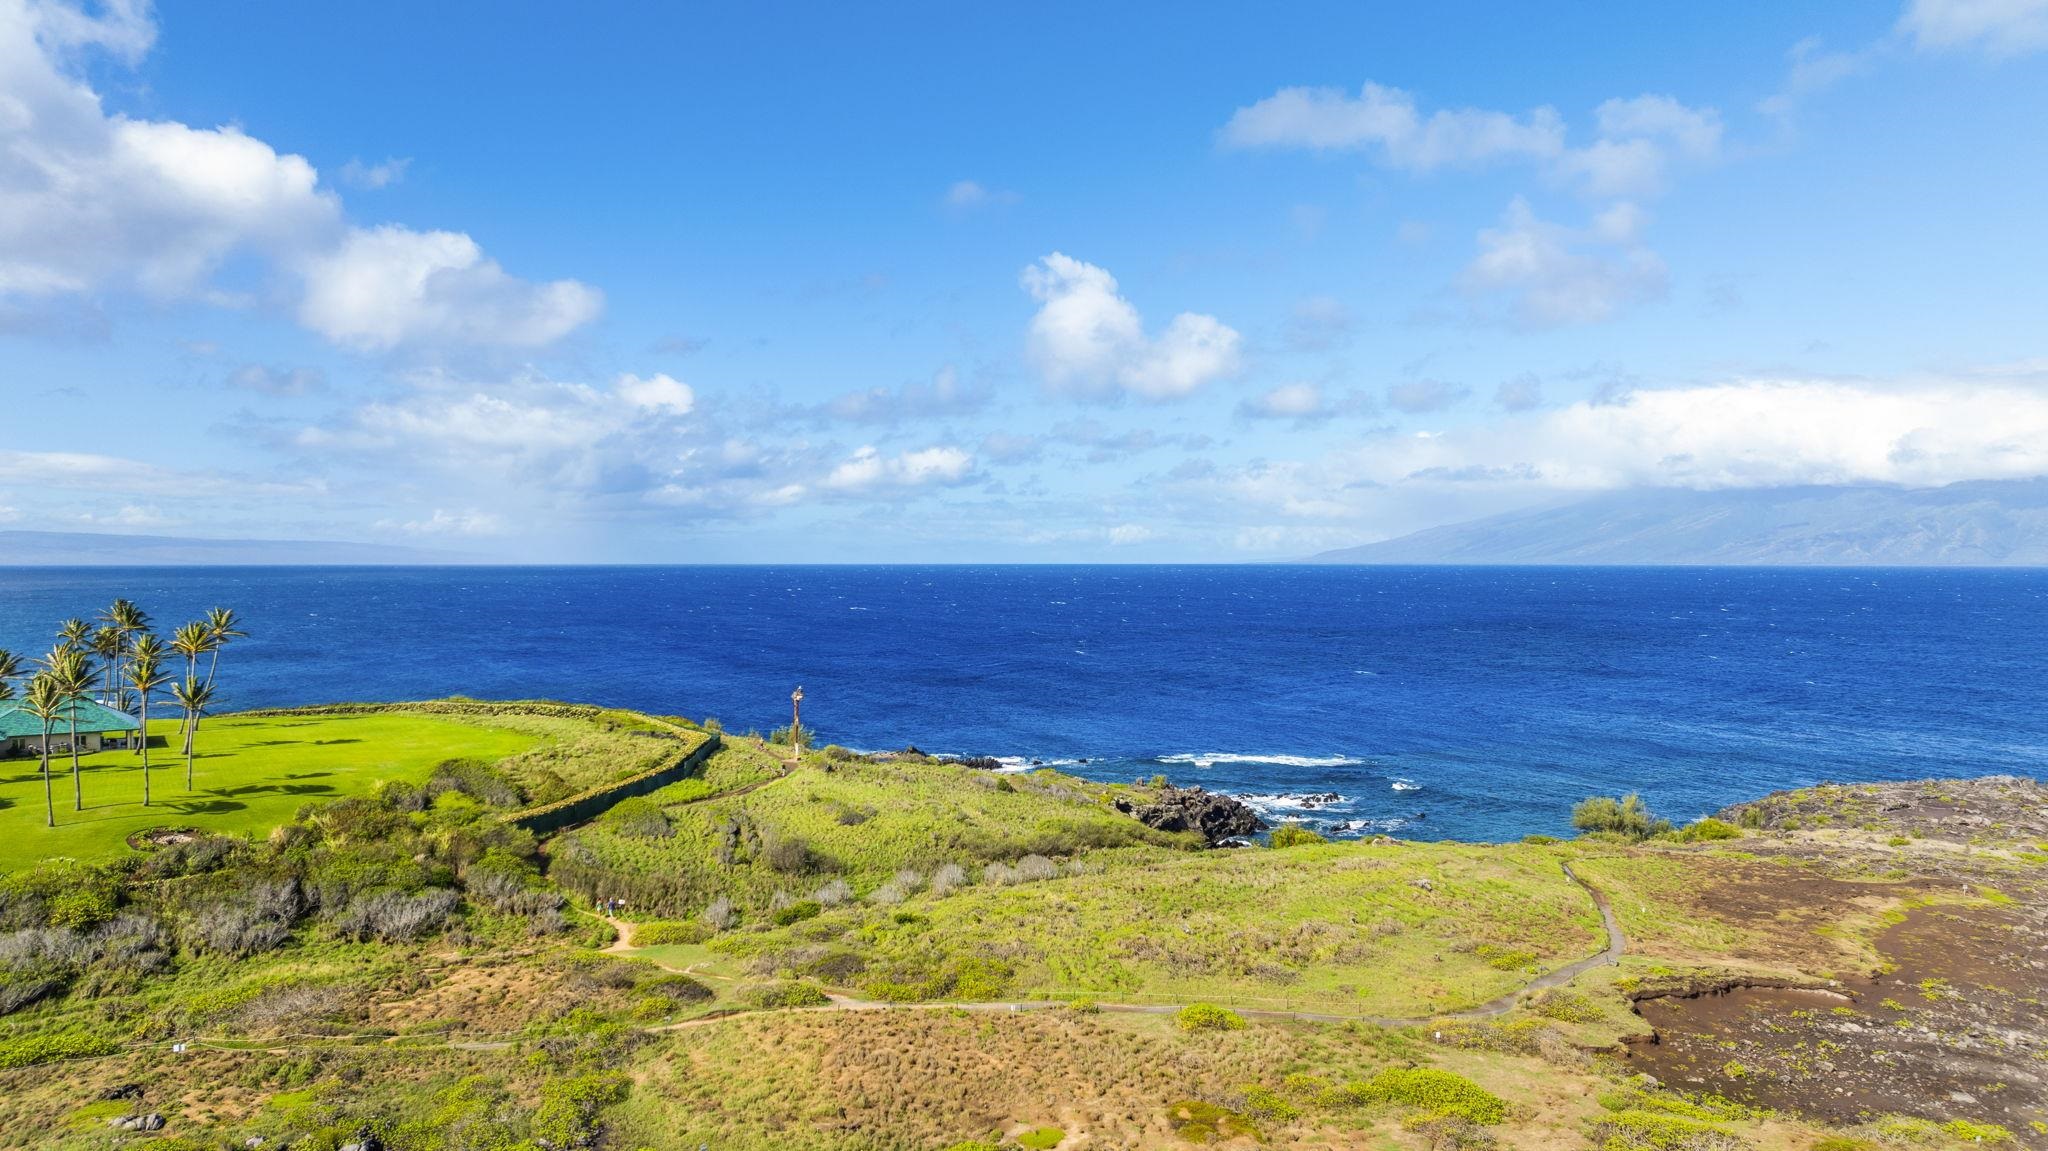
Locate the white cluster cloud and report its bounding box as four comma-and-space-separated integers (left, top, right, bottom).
1901, 0, 2048, 56
297, 226, 602, 351
825, 445, 975, 491
1221, 81, 1720, 199
613, 372, 696, 415
0, 0, 599, 349
1021, 253, 1241, 400
1219, 81, 1564, 169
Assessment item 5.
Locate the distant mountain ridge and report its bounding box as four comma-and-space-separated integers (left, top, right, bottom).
0, 530, 480, 566
1306, 480, 2048, 566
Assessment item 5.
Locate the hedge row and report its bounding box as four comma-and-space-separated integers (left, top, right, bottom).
505, 732, 721, 835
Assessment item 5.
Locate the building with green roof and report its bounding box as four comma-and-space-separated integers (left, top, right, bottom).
0, 696, 142, 757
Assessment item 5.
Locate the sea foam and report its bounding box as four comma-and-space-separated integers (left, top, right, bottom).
1158, 752, 1360, 769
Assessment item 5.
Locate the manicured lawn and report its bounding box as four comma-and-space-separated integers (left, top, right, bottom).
0, 711, 539, 871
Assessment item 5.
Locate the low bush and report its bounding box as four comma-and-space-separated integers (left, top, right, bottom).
0, 1029, 118, 1069
772, 900, 822, 926
1360, 1067, 1507, 1125
631, 919, 712, 947
1572, 794, 1673, 841
1530, 989, 1606, 1023
639, 973, 714, 1003
1017, 1127, 1065, 1149
1586, 1108, 1739, 1150
331, 889, 460, 943
743, 981, 831, 1008
1166, 1100, 1259, 1143
1270, 824, 1328, 848
1175, 1002, 1246, 1033
701, 896, 738, 931
1673, 818, 1741, 843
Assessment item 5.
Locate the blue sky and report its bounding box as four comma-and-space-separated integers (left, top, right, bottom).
5, 0, 2048, 561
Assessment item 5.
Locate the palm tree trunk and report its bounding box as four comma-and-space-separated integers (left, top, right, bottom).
184, 722, 196, 790
68, 713, 81, 811
139, 698, 150, 806
39, 727, 53, 828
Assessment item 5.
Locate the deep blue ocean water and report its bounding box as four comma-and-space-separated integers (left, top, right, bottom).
2, 565, 2042, 841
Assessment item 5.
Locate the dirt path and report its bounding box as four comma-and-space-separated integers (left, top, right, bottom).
164, 863, 1627, 1055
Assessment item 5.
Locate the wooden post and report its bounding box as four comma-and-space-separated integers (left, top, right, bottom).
789, 685, 804, 762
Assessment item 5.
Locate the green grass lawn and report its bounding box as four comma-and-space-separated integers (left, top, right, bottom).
0, 710, 540, 871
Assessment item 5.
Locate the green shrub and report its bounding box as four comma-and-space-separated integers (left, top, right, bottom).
46, 887, 118, 931
1941, 1119, 2013, 1144
1586, 1108, 1732, 1150
0, 1030, 118, 1069
639, 974, 714, 1003
1522, 834, 1560, 845
1359, 1067, 1507, 1125
1530, 989, 1605, 1023
630, 920, 713, 946
1166, 1100, 1258, 1143
743, 981, 831, 1008
772, 900, 822, 926
1270, 824, 1327, 848
1017, 1127, 1065, 1149
1811, 1139, 1875, 1151
1572, 794, 1673, 841
1240, 1085, 1300, 1121
1175, 1003, 1246, 1032
1674, 817, 1741, 842
530, 1071, 630, 1148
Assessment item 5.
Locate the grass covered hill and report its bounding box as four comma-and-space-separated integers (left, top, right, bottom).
548, 751, 1199, 915
0, 700, 697, 870
0, 701, 2040, 1151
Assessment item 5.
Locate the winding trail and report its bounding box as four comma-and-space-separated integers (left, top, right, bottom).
163, 862, 1626, 1056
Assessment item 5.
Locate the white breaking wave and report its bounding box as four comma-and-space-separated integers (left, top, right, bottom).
1158, 752, 1361, 769
1327, 817, 1408, 836
1235, 792, 1351, 817
992, 755, 1084, 774
1390, 778, 1422, 792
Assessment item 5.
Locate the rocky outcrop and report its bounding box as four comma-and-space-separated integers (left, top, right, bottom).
1116, 786, 1265, 846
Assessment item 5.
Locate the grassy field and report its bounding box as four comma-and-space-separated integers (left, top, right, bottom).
702, 839, 1606, 1016
0, 705, 665, 871
550, 755, 1195, 916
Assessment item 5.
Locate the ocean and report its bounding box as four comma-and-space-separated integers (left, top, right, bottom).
2, 565, 2042, 841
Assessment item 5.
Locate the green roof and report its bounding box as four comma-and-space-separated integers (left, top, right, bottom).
0, 696, 141, 739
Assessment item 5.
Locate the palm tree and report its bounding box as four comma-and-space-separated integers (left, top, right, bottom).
201, 607, 245, 689
21, 674, 66, 828
0, 649, 20, 695
124, 637, 170, 807
57, 617, 90, 652
171, 675, 215, 791
170, 622, 209, 738
99, 599, 151, 712
92, 626, 122, 706
36, 645, 95, 811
